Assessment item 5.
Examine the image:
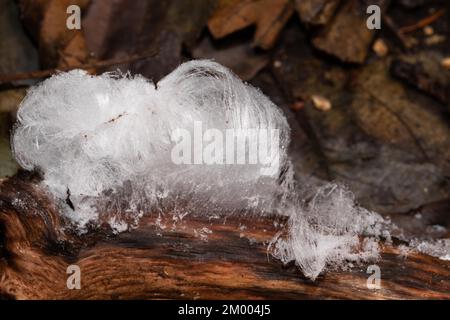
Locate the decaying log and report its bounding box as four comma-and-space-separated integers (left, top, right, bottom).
0, 173, 449, 300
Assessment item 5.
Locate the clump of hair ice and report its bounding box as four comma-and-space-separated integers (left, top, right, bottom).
270, 184, 389, 280
12, 60, 390, 280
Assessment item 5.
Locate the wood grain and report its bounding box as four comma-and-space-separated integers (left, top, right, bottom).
0, 173, 449, 300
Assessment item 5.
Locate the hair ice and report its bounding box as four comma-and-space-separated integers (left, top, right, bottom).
12, 60, 389, 279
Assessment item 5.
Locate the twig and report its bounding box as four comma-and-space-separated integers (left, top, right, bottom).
382, 14, 413, 49
0, 49, 159, 85
398, 8, 445, 34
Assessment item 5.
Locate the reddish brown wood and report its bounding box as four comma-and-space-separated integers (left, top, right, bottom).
0, 174, 449, 299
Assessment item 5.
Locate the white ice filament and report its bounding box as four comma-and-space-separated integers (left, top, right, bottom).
12, 60, 389, 279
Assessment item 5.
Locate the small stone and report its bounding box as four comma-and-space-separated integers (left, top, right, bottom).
273, 60, 282, 68
311, 95, 332, 111
423, 26, 434, 36
372, 38, 389, 57
441, 57, 450, 70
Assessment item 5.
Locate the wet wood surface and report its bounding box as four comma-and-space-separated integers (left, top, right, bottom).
0, 174, 449, 300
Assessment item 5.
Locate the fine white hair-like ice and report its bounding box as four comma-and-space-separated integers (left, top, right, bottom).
12, 60, 387, 280
13, 60, 291, 225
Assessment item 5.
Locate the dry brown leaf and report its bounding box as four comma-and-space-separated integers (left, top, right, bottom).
82, 0, 213, 82
57, 32, 90, 68
295, 0, 340, 25
192, 35, 269, 80
0, 0, 38, 80
19, 0, 91, 68
208, 0, 294, 50
312, 0, 389, 64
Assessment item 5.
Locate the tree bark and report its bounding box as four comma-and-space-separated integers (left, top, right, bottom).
0, 173, 449, 299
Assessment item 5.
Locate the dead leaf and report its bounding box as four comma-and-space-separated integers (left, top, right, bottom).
208, 0, 294, 50
295, 0, 340, 25
271, 25, 450, 213
391, 51, 449, 104
57, 32, 90, 68
312, 0, 389, 64
19, 0, 91, 68
83, 0, 213, 82
354, 59, 450, 169
192, 34, 269, 80
0, 0, 38, 82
